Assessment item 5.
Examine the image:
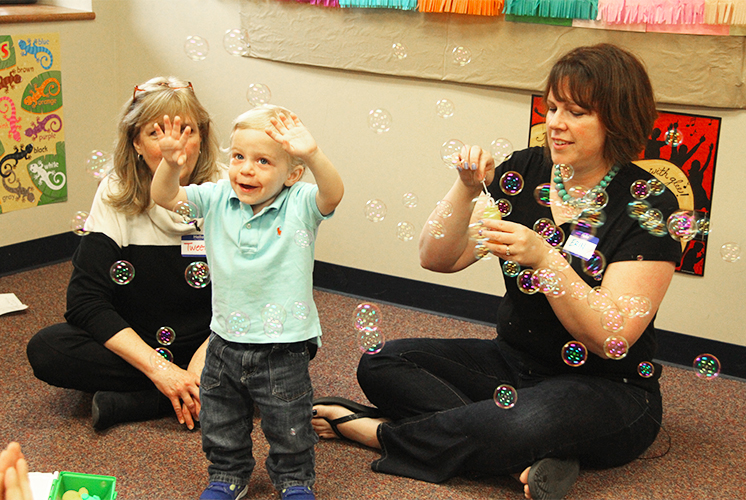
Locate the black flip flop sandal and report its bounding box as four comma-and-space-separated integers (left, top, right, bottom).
527, 457, 580, 500
312, 396, 382, 441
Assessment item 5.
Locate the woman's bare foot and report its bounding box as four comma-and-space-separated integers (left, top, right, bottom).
312, 404, 388, 449
519, 466, 533, 499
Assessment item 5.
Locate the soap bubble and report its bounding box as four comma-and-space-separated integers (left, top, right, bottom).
493, 384, 517, 409
427, 219, 446, 239
587, 286, 614, 312
502, 260, 521, 277
603, 335, 629, 360
495, 199, 512, 217
637, 361, 655, 378
110, 260, 135, 285
617, 294, 652, 318
544, 226, 565, 248
71, 211, 90, 236
647, 178, 665, 196
368, 108, 392, 133
261, 303, 287, 324
584, 187, 609, 211
294, 229, 313, 248
359, 329, 384, 355
226, 311, 250, 337
516, 269, 540, 294
474, 242, 491, 261
533, 218, 555, 237
292, 301, 310, 320
627, 200, 651, 220
150, 349, 171, 370
499, 171, 524, 195
693, 353, 720, 379
664, 128, 683, 147
396, 221, 416, 242
440, 139, 464, 168
185, 261, 210, 288
173, 200, 201, 225
630, 180, 650, 200
435, 99, 455, 118
556, 164, 574, 182
264, 319, 283, 339
720, 242, 741, 262
582, 251, 606, 280
569, 281, 587, 300
582, 210, 606, 228
490, 138, 514, 164
600, 308, 625, 333
353, 303, 381, 332
562, 341, 587, 367
154, 346, 173, 363
402, 192, 418, 208
156, 326, 175, 346
435, 200, 454, 218
364, 199, 387, 222
184, 35, 209, 61
85, 150, 111, 180
534, 183, 551, 207
392, 42, 407, 60
452, 46, 472, 66
246, 83, 271, 106
667, 210, 697, 242
223, 28, 250, 56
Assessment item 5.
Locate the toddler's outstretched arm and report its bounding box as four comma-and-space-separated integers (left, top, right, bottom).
152, 114, 190, 211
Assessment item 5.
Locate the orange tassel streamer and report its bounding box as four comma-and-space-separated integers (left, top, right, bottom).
418, 0, 505, 16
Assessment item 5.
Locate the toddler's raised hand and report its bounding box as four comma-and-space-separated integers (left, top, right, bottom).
155, 115, 192, 167
266, 113, 318, 159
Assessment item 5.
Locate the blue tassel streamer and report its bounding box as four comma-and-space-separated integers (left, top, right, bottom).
340, 0, 418, 8
503, 0, 598, 19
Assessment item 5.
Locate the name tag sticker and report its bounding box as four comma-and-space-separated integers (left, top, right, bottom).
182, 235, 206, 257
563, 232, 598, 261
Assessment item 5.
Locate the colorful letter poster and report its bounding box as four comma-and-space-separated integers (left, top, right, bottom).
528, 95, 719, 277
0, 33, 65, 214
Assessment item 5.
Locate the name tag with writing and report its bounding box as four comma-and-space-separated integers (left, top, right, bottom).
563, 231, 598, 261
181, 235, 206, 257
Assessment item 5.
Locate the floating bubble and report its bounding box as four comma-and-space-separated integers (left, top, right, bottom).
110, 260, 135, 285
156, 326, 175, 346
364, 199, 387, 222
85, 150, 111, 180
502, 260, 521, 277
150, 349, 171, 371
452, 46, 472, 66
495, 199, 512, 217
600, 308, 625, 333
637, 361, 655, 378
582, 250, 606, 280
664, 128, 683, 147
290, 427, 297, 436
353, 303, 381, 332
71, 211, 90, 236
516, 269, 540, 294
440, 139, 464, 168
603, 335, 629, 360
647, 178, 665, 196
499, 171, 524, 196
427, 219, 446, 239
567, 185, 589, 203
695, 212, 710, 236
617, 294, 652, 318
490, 138, 514, 164
359, 329, 385, 355
396, 221, 416, 242
627, 200, 651, 220
474, 242, 491, 261
568, 281, 587, 300
294, 229, 314, 248
693, 353, 720, 379
533, 218, 555, 237
720, 242, 741, 262
493, 384, 517, 409
435, 200, 454, 218
544, 226, 565, 248
535, 268, 565, 297
630, 180, 650, 200
435, 99, 455, 118
223, 28, 250, 56
402, 192, 418, 208
154, 346, 173, 363
392, 42, 408, 60
264, 319, 283, 339
292, 301, 310, 320
173, 200, 200, 225
533, 183, 551, 207
226, 311, 251, 337
185, 261, 210, 288
246, 83, 271, 106
583, 187, 609, 211
639, 208, 663, 231
262, 303, 287, 324
184, 35, 209, 61
667, 210, 697, 242
556, 164, 574, 182
562, 341, 587, 367
587, 286, 614, 311
368, 108, 392, 133
583, 211, 606, 228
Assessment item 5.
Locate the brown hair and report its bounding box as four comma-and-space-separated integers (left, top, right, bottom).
543, 43, 657, 166
107, 76, 221, 215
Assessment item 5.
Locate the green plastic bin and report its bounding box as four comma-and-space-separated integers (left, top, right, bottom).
47, 471, 117, 500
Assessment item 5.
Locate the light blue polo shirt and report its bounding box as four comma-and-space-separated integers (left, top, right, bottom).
184, 180, 331, 344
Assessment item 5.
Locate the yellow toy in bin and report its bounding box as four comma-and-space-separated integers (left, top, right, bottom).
48, 471, 117, 500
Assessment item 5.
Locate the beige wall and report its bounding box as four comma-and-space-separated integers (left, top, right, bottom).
2, 0, 744, 347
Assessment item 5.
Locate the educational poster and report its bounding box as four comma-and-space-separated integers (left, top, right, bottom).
528, 95, 719, 276
0, 33, 66, 215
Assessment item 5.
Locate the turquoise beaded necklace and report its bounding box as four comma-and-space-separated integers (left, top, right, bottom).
553, 163, 621, 204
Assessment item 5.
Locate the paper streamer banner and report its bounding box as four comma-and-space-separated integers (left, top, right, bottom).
0, 33, 66, 215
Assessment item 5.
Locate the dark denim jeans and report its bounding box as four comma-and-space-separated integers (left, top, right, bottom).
357, 337, 662, 483
200, 333, 317, 490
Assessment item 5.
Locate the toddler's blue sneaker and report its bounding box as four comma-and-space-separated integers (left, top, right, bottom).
199, 482, 248, 500
280, 486, 316, 499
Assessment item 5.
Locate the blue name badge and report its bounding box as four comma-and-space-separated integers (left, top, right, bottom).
181, 235, 206, 257
563, 231, 599, 261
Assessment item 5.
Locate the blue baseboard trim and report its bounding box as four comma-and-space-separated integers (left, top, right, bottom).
0, 232, 80, 278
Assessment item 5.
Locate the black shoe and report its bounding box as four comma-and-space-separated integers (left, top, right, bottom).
91, 389, 170, 431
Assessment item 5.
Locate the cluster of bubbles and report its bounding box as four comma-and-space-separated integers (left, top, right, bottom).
183, 29, 250, 61
224, 301, 310, 341
353, 303, 384, 354
151, 326, 176, 370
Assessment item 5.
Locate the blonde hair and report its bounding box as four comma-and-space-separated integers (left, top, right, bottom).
107, 76, 221, 215
231, 104, 306, 172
